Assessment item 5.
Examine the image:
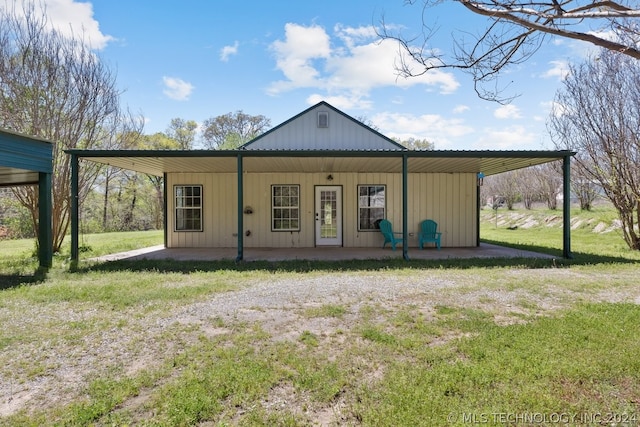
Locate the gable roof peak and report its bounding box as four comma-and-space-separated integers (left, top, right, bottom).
242, 101, 405, 151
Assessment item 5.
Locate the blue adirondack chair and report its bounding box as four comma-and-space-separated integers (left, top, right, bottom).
378, 219, 404, 250
418, 219, 442, 250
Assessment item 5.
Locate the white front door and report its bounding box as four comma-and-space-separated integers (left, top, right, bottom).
315, 186, 342, 246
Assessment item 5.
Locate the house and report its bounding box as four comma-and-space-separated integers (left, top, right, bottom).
0, 128, 53, 268
68, 101, 575, 261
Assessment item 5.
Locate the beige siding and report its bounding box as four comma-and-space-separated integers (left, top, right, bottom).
167, 172, 477, 248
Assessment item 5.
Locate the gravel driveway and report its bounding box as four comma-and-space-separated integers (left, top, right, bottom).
2, 267, 639, 419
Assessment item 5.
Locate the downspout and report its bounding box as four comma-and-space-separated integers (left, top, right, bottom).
563, 155, 573, 259
38, 171, 52, 269
236, 153, 244, 262
402, 153, 409, 261
70, 153, 79, 266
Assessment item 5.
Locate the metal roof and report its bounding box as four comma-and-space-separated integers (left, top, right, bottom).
66, 148, 574, 177
0, 128, 54, 187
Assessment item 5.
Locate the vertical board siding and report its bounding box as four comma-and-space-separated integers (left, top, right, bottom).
248, 105, 400, 150
166, 172, 477, 248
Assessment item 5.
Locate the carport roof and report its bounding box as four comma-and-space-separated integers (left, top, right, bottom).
66, 148, 574, 177
1, 128, 53, 187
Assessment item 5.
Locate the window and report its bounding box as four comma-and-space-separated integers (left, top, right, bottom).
358, 185, 385, 231
272, 185, 300, 231
174, 185, 202, 231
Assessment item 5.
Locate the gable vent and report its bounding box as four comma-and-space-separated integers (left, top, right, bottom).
317, 111, 329, 128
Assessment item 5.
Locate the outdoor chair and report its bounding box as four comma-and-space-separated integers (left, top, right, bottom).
418, 219, 442, 250
378, 219, 404, 250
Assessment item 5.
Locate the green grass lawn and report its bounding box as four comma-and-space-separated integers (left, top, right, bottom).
1, 207, 639, 426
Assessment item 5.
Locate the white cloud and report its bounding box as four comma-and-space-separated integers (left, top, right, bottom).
220, 41, 239, 62
494, 104, 522, 120
3, 0, 114, 49
372, 111, 473, 149
162, 76, 194, 101
453, 105, 469, 114
267, 23, 459, 104
472, 125, 537, 150
268, 23, 331, 93
541, 60, 570, 80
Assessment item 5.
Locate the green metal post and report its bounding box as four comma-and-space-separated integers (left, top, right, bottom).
70, 154, 79, 264
476, 183, 481, 247
236, 154, 244, 262
402, 153, 409, 261
163, 173, 168, 248
38, 172, 52, 268
563, 155, 573, 259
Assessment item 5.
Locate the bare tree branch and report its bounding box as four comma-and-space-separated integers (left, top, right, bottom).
381, 0, 640, 101
548, 49, 640, 249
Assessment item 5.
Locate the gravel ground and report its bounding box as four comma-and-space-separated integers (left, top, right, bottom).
2, 268, 639, 420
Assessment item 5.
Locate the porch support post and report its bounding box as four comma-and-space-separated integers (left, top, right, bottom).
70, 153, 79, 265
38, 172, 52, 268
562, 155, 573, 259
402, 153, 409, 261
163, 172, 168, 248
476, 182, 481, 247
236, 153, 244, 262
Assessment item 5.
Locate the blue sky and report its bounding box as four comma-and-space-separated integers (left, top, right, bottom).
6, 0, 597, 150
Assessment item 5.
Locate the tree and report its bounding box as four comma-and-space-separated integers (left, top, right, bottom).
395, 137, 435, 150
380, 0, 640, 101
0, 3, 141, 252
532, 162, 563, 210
140, 132, 182, 229
201, 111, 271, 149
166, 118, 198, 150
355, 115, 380, 131
571, 163, 601, 211
99, 129, 145, 230
549, 49, 640, 250
483, 171, 519, 210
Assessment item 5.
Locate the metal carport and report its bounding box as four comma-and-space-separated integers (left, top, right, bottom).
0, 128, 53, 268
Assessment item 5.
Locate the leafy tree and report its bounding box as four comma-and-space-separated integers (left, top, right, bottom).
140, 132, 182, 229
98, 130, 145, 230
166, 118, 197, 149
201, 111, 271, 149
395, 137, 435, 150
380, 0, 640, 101
549, 49, 640, 250
0, 3, 141, 251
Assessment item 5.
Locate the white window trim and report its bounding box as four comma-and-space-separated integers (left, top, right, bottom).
272, 184, 300, 232
174, 185, 203, 232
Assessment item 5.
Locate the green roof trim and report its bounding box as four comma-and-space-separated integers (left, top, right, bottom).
66, 148, 574, 159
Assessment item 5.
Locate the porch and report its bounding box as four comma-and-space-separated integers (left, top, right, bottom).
91, 242, 555, 263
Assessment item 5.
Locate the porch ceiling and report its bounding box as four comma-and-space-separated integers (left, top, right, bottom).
69, 149, 572, 177
0, 166, 40, 186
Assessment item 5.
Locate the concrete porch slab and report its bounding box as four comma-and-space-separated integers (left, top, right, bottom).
90, 243, 555, 263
